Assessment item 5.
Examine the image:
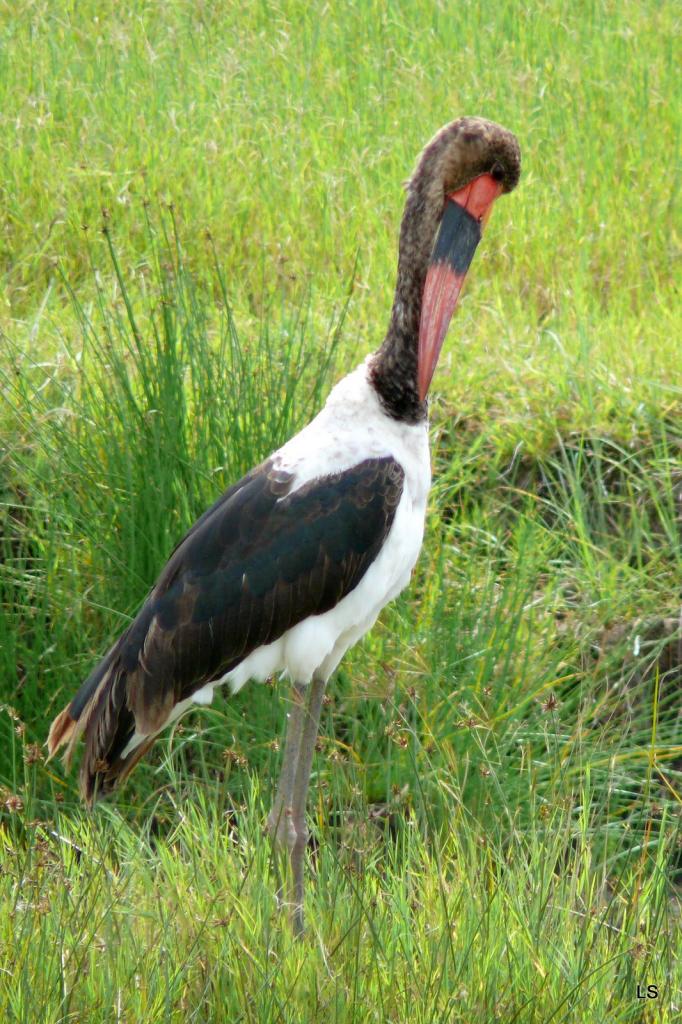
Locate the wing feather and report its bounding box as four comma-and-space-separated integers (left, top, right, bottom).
49, 455, 405, 801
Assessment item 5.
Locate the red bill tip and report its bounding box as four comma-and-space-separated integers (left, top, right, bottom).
449, 173, 503, 221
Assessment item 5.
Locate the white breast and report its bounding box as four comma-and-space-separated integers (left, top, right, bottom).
273, 357, 431, 506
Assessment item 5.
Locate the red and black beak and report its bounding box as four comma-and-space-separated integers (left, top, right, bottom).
417, 173, 502, 401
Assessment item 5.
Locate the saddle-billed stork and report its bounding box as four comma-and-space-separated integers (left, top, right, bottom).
48, 116, 520, 936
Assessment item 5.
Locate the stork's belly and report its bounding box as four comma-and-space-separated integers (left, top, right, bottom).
197, 485, 425, 699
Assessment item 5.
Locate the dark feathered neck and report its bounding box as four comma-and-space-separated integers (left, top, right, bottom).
368, 183, 439, 425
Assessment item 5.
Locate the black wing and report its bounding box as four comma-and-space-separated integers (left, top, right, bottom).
54, 456, 405, 800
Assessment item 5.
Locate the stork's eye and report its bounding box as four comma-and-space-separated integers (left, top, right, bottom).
490, 162, 505, 182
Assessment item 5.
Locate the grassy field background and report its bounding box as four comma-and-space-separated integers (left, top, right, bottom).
1, 1, 681, 1020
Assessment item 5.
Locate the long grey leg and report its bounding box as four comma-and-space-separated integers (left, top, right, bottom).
267, 682, 306, 899
290, 675, 326, 938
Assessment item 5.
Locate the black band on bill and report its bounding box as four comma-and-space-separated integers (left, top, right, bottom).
430, 200, 482, 275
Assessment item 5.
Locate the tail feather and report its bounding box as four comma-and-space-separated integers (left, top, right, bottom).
46, 707, 79, 764
46, 643, 153, 807
84, 734, 156, 805
46, 640, 120, 764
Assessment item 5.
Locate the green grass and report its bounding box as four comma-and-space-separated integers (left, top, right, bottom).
1, 0, 681, 1021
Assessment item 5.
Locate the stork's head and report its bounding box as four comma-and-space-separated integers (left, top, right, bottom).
409, 117, 521, 400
